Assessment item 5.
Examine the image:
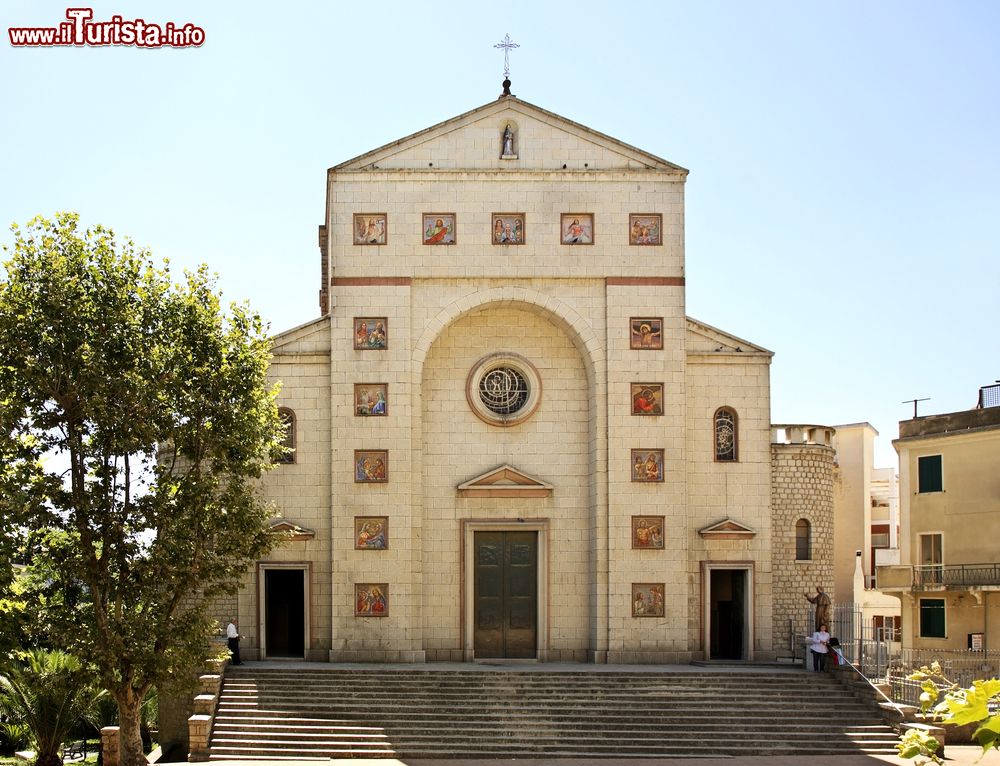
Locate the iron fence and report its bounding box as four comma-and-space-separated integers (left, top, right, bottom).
886, 649, 1000, 707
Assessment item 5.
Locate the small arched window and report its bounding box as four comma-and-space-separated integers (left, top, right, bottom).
795, 519, 812, 561
275, 408, 296, 464
714, 407, 738, 462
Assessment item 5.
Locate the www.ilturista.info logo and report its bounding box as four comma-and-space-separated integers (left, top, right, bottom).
9, 7, 205, 48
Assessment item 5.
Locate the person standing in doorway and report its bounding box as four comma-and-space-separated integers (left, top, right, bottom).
227, 617, 243, 666
809, 622, 831, 671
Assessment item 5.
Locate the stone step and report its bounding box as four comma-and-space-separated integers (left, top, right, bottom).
221, 679, 831, 688
226, 684, 864, 699
209, 735, 901, 751
215, 700, 881, 716
207, 743, 901, 759
216, 706, 884, 726
217, 683, 863, 698
210, 729, 899, 745
212, 719, 892, 733
221, 671, 828, 691
218, 684, 859, 697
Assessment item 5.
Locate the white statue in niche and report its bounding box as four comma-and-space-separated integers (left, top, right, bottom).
501, 124, 515, 157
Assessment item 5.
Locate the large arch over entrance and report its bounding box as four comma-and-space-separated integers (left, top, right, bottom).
411, 289, 609, 662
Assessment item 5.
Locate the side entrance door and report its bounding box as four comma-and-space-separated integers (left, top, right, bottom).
263, 568, 305, 659
709, 568, 746, 660
474, 531, 537, 659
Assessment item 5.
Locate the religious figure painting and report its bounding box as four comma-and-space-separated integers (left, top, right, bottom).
353, 213, 387, 245
492, 213, 525, 245
631, 383, 664, 416
629, 317, 663, 350
354, 517, 389, 550
560, 213, 593, 245
355, 583, 388, 616
629, 214, 662, 246
631, 448, 664, 482
354, 317, 387, 350
354, 383, 388, 416
355, 450, 388, 483
422, 213, 456, 245
632, 516, 665, 549
632, 583, 665, 618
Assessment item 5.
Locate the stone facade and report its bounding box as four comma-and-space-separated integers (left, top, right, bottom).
210, 94, 835, 667
770, 426, 836, 649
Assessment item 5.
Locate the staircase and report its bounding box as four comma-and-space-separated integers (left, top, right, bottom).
208, 665, 900, 759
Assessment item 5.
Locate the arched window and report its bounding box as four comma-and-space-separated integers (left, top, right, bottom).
714, 407, 738, 462
275, 408, 296, 464
795, 519, 812, 561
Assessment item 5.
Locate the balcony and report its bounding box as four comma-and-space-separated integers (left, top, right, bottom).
877, 563, 1000, 591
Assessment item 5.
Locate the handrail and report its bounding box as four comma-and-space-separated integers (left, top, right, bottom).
832, 647, 899, 709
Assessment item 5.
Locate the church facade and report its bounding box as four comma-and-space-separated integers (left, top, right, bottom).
222, 91, 834, 665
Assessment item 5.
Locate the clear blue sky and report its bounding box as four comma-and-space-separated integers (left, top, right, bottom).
3, 0, 998, 469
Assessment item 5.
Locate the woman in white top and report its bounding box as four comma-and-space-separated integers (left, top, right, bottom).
810, 623, 830, 671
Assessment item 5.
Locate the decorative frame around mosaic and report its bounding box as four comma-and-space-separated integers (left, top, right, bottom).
353, 317, 387, 350
631, 515, 665, 549
355, 583, 388, 616
560, 213, 594, 245
631, 383, 664, 416
632, 582, 665, 617
354, 383, 388, 417
629, 214, 662, 246
629, 317, 663, 350
354, 450, 388, 483
354, 516, 389, 550
353, 213, 387, 245
631, 448, 664, 483
492, 213, 525, 245
422, 213, 456, 245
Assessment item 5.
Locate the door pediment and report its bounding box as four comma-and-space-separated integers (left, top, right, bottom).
458, 464, 553, 498
698, 518, 757, 540
268, 520, 316, 541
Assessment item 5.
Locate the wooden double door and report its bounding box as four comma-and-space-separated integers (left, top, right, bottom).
473, 531, 537, 659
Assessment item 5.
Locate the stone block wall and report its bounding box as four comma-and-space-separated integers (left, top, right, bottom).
770, 428, 836, 653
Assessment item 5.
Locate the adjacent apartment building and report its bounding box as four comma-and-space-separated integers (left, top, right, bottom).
878, 384, 1000, 651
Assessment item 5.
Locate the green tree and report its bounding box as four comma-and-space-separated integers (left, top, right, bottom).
0, 649, 103, 766
0, 213, 284, 766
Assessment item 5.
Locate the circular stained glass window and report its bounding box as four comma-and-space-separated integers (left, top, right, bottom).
466, 353, 542, 427
479, 366, 529, 415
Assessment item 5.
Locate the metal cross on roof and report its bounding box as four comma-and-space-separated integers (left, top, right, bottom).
494, 33, 519, 79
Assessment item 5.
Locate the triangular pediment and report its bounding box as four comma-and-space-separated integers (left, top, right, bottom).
458, 464, 553, 497
332, 97, 688, 174
686, 317, 773, 357
271, 317, 330, 355
698, 518, 757, 539
268, 520, 316, 541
